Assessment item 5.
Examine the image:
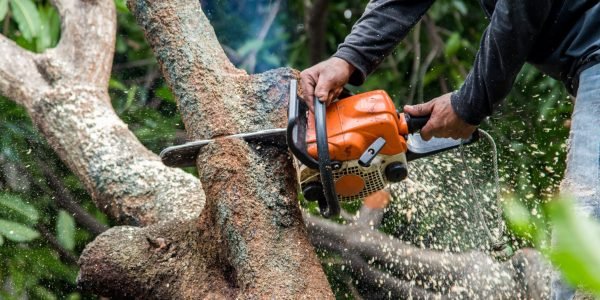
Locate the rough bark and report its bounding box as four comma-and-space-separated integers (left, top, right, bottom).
0, 0, 203, 226
77, 0, 333, 297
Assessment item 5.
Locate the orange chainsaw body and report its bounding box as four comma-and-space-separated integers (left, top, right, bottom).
305, 90, 410, 161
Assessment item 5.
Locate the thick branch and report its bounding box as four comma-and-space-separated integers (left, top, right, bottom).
1, 0, 206, 225
31, 88, 204, 225
305, 213, 551, 298
48, 0, 115, 87
128, 0, 291, 140
0, 35, 47, 105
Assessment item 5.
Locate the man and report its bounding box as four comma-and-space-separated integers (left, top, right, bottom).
300, 0, 600, 299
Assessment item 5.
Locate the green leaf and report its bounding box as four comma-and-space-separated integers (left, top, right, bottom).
35, 5, 59, 52
0, 233, 4, 246
0, 193, 39, 224
452, 0, 468, 15
109, 78, 127, 91
9, 0, 41, 41
547, 199, 600, 294
155, 85, 174, 103
444, 33, 461, 58
56, 210, 75, 251
504, 198, 534, 237
114, 0, 129, 13
0, 219, 39, 242
0, 0, 8, 22
31, 285, 57, 300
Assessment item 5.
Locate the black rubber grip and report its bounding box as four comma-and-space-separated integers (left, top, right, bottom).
287, 80, 319, 169
314, 97, 340, 218
405, 114, 431, 134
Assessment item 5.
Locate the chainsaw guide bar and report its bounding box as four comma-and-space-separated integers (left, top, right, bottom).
159, 128, 286, 168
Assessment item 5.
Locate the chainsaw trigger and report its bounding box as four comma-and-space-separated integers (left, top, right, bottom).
358, 137, 386, 167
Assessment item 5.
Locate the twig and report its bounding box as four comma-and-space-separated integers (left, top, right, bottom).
418, 16, 443, 102
36, 159, 109, 236
222, 45, 242, 65
36, 224, 79, 265
143, 67, 160, 91
407, 22, 422, 104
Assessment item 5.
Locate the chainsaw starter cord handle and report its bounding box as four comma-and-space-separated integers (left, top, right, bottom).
405, 114, 431, 134
314, 97, 341, 218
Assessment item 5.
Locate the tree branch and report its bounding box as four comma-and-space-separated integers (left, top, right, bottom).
0, 0, 207, 225
304, 212, 551, 298
37, 224, 79, 265
48, 0, 115, 87
36, 158, 109, 236
0, 34, 46, 106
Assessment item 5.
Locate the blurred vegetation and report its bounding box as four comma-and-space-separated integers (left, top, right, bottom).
506, 197, 600, 297
0, 0, 592, 298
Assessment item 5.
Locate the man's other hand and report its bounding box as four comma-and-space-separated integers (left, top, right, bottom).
300, 57, 355, 111
403, 93, 476, 141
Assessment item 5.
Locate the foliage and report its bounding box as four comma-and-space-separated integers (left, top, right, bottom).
506, 197, 600, 296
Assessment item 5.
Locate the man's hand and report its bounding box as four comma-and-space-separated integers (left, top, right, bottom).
403, 93, 477, 141
300, 57, 355, 111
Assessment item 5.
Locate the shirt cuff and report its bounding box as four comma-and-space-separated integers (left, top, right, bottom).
333, 47, 370, 86
450, 91, 486, 126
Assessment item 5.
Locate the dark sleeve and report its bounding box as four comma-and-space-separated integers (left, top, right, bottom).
450, 0, 554, 125
333, 0, 436, 85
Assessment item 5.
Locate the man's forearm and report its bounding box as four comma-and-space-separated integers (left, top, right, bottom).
333, 0, 436, 86
450, 0, 555, 125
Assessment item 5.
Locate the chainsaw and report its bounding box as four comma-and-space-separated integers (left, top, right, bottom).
160, 80, 478, 218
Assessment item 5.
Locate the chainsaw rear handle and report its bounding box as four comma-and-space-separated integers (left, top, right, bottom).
405, 114, 431, 134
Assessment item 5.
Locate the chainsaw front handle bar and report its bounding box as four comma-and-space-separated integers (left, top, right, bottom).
287, 80, 319, 169
287, 80, 340, 217
314, 97, 341, 218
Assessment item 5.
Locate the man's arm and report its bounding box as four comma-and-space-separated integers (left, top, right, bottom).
450, 0, 555, 125
404, 0, 555, 140
334, 0, 437, 86
301, 0, 436, 108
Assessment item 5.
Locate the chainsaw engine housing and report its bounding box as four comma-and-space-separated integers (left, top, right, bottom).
299, 90, 410, 202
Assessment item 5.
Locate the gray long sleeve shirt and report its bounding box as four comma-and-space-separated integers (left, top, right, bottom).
333, 0, 600, 125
